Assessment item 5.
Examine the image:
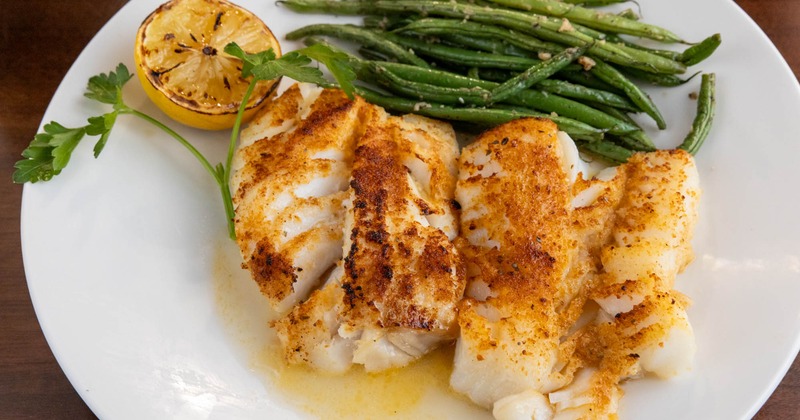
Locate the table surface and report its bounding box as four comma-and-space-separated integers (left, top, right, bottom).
1, 1, 798, 418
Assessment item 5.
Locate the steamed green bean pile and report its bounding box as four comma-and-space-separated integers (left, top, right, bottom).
280, 0, 719, 162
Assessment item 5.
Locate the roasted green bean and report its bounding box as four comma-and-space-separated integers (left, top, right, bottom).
281, 1, 688, 74
590, 60, 666, 129
354, 86, 606, 141
490, 45, 589, 103
678, 73, 716, 155
680, 34, 722, 66
486, 0, 685, 42
285, 24, 430, 68
579, 140, 634, 163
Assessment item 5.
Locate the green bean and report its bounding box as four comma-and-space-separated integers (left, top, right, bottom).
506, 91, 643, 136
358, 47, 391, 62
354, 86, 605, 141
302, 35, 649, 144
579, 140, 633, 163
285, 24, 430, 68
363, 15, 419, 31
678, 73, 715, 155
615, 131, 655, 151
453, 0, 496, 6
590, 59, 666, 129
487, 0, 685, 42
557, 68, 623, 92
491, 44, 589, 103
277, 0, 364, 14
359, 60, 641, 136
366, 62, 492, 105
397, 19, 563, 55
604, 34, 682, 61
443, 34, 537, 57
361, 60, 486, 89
622, 67, 700, 87
679, 33, 722, 66
479, 63, 624, 85
592, 103, 641, 126
280, 1, 687, 74
491, 105, 607, 141
616, 8, 639, 21
475, 68, 520, 82
381, 32, 540, 70
432, 28, 664, 106
537, 79, 638, 111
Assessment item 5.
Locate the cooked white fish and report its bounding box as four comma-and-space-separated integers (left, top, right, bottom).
232, 84, 361, 315
234, 84, 702, 415
233, 83, 464, 372
451, 118, 586, 408
548, 150, 701, 418
451, 117, 701, 419
593, 150, 700, 318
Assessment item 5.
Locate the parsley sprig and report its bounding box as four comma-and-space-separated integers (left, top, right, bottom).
12, 64, 131, 184
13, 45, 357, 239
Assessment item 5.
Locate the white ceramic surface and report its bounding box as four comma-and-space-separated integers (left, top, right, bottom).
20, 0, 800, 419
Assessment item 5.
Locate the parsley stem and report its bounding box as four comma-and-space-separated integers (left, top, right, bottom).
219, 171, 236, 239
216, 79, 259, 241
123, 109, 217, 177
123, 108, 237, 239
226, 80, 256, 184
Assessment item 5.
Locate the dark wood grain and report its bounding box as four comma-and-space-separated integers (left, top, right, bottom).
0, 1, 797, 418
0, 2, 128, 418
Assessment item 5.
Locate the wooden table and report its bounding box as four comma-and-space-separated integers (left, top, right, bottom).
0, 1, 797, 418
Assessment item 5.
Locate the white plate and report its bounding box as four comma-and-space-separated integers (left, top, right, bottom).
21, 0, 800, 419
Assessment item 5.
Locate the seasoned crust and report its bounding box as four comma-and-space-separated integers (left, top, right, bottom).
457, 117, 572, 301
342, 111, 464, 332
452, 118, 579, 405
232, 86, 369, 312
235, 84, 464, 372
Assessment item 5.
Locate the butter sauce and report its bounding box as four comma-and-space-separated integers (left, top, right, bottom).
212, 240, 488, 419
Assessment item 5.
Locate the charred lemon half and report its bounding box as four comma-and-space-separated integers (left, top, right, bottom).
134, 0, 281, 130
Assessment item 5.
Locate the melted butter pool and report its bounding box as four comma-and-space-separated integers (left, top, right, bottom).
212, 239, 488, 419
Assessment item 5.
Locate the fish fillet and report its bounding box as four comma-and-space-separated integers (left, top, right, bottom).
549, 150, 701, 418
232, 84, 361, 315
450, 117, 701, 419
232, 83, 464, 372
451, 118, 585, 408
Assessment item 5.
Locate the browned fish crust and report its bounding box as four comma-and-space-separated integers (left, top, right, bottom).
233, 86, 369, 309
235, 84, 464, 371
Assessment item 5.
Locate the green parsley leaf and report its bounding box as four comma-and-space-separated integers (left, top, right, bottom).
13, 122, 86, 183
13, 146, 56, 184
43, 122, 87, 172
295, 44, 357, 98
86, 112, 118, 158
84, 63, 132, 105
15, 64, 136, 184
253, 52, 327, 85
222, 43, 277, 78
223, 42, 356, 95
13, 63, 238, 239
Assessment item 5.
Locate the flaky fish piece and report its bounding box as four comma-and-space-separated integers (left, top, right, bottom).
497, 150, 701, 420
451, 117, 701, 419
548, 150, 701, 418
451, 118, 586, 408
233, 83, 464, 372
232, 84, 367, 315
594, 150, 701, 316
